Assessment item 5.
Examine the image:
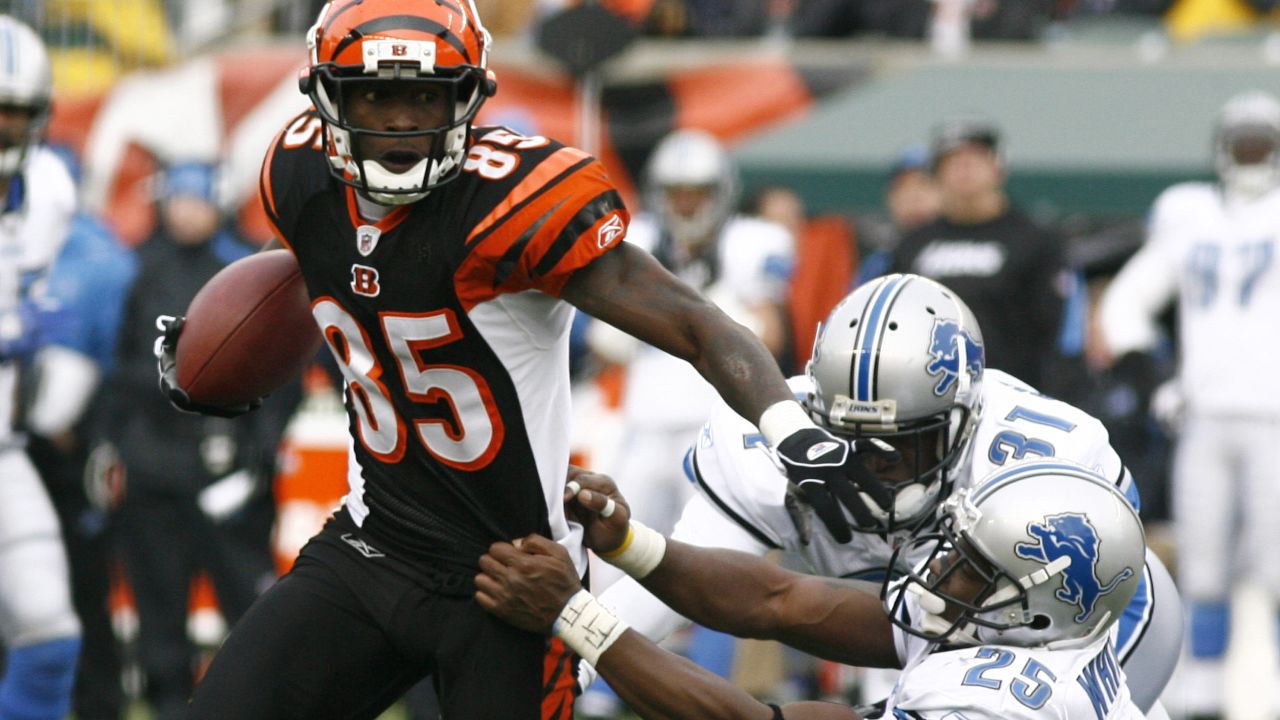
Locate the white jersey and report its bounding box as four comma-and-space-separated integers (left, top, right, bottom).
617, 213, 793, 429
1099, 182, 1280, 416
889, 593, 1143, 719
0, 146, 81, 652
685, 370, 1131, 579
0, 146, 76, 444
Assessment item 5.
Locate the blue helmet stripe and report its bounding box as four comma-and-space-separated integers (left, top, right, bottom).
854, 274, 906, 401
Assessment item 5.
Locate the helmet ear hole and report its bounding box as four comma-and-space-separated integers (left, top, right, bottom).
1029, 614, 1051, 630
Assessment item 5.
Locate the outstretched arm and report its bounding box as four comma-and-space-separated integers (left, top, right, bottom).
501, 470, 900, 669
476, 535, 861, 720
562, 242, 791, 424
562, 245, 893, 545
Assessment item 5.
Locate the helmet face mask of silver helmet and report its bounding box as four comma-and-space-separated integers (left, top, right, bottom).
804, 274, 984, 534
882, 460, 1145, 651
1215, 90, 1280, 200
0, 16, 52, 178
645, 129, 739, 249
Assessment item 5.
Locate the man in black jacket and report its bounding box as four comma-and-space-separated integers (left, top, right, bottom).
890, 119, 1066, 391
106, 162, 295, 720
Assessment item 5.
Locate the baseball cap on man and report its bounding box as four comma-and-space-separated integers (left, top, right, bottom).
930, 118, 1001, 170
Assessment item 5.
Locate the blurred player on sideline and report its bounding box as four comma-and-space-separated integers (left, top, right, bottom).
1099, 89, 1280, 720
0, 14, 83, 720
154, 2, 885, 717
585, 274, 1181, 717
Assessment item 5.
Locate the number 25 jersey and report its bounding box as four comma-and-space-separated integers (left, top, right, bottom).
260, 115, 628, 575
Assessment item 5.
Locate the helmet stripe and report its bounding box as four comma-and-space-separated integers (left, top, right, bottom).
331, 16, 473, 64
327, 15, 473, 65
853, 274, 907, 402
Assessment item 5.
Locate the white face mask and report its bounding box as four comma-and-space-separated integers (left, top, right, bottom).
1222, 163, 1280, 201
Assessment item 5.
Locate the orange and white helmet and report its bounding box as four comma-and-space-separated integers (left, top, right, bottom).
298, 0, 496, 204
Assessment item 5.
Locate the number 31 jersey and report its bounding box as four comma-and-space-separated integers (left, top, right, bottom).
260, 114, 628, 576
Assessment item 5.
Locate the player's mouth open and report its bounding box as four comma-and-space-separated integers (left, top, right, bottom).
378, 149, 425, 173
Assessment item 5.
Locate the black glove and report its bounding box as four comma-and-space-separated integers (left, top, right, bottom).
155, 314, 262, 418
775, 428, 896, 543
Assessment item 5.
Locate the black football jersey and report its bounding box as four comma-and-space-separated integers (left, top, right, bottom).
260, 113, 628, 574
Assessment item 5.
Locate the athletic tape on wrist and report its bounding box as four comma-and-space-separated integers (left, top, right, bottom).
554, 589, 629, 667
759, 399, 815, 447
597, 520, 666, 579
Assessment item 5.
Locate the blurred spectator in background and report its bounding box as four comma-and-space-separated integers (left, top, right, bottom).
856, 143, 940, 285
744, 184, 857, 374
644, 0, 772, 36
786, 0, 1054, 38
23, 148, 136, 720
788, 0, 931, 37
890, 117, 1066, 390
104, 162, 287, 720
1098, 89, 1280, 720
1054, 0, 1174, 19
0, 15, 84, 720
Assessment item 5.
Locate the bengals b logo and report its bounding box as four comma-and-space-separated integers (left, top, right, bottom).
351, 264, 380, 297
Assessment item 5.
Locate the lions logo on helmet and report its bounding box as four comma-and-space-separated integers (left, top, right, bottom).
805, 274, 985, 533
925, 318, 984, 397
884, 460, 1145, 649
1015, 513, 1135, 623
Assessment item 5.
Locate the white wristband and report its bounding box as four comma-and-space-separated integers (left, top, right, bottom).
759, 399, 815, 447
598, 520, 667, 579
554, 589, 629, 666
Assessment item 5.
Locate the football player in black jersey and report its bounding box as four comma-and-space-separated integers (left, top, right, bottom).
155, 1, 891, 717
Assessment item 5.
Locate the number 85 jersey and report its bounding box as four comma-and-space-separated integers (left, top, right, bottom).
260, 114, 629, 576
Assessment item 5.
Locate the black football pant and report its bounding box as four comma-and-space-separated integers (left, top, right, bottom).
186, 511, 576, 719
115, 480, 276, 720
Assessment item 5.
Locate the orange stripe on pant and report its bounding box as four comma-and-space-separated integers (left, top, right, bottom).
542, 637, 578, 720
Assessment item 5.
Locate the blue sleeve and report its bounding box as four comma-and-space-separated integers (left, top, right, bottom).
44, 215, 137, 372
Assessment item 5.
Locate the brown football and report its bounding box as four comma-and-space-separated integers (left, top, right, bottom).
176, 249, 321, 406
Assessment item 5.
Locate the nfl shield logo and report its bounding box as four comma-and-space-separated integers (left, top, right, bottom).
356, 225, 381, 257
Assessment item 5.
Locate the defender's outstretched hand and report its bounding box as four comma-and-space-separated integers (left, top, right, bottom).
475, 534, 581, 633
564, 466, 631, 554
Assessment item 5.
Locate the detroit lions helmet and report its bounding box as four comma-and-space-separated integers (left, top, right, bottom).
1214, 90, 1280, 199
299, 0, 497, 204
805, 274, 984, 533
884, 460, 1145, 649
0, 16, 52, 178
645, 129, 739, 248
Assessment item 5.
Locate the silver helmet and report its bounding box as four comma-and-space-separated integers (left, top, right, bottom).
1214, 90, 1280, 200
805, 274, 984, 532
0, 16, 52, 178
884, 459, 1145, 649
645, 128, 739, 248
